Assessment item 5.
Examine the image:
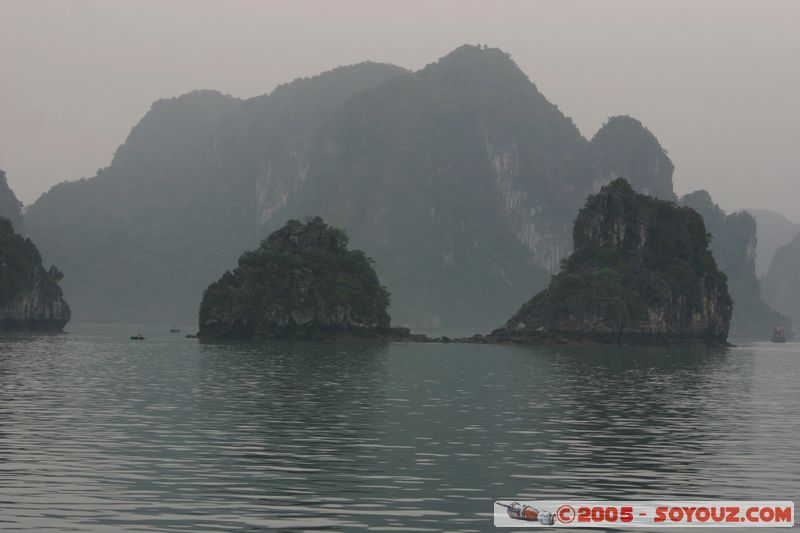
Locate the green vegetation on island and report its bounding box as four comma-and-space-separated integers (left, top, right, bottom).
199, 217, 416, 340
0, 216, 71, 331
487, 179, 732, 344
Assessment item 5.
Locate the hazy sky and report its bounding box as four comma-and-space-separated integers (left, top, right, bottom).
1, 0, 798, 219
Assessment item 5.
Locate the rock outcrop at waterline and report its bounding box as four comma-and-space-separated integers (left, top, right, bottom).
0, 218, 71, 331
487, 179, 732, 345
199, 217, 415, 340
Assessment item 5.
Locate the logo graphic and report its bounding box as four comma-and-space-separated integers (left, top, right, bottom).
494, 500, 794, 528
496, 502, 556, 525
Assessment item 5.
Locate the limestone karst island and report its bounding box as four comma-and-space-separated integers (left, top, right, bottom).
485, 179, 732, 345
0, 171, 70, 332
196, 181, 736, 346
198, 217, 420, 341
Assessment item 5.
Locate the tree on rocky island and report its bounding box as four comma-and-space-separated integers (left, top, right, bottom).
198, 217, 403, 340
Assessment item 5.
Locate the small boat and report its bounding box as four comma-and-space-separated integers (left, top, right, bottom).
771, 326, 786, 343
130, 332, 145, 340
169, 325, 181, 333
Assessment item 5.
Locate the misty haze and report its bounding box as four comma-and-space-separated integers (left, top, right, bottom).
0, 1, 798, 531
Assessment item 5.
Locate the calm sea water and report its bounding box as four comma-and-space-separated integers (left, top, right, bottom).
0, 323, 797, 531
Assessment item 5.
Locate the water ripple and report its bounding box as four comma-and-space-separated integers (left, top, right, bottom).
0, 325, 797, 531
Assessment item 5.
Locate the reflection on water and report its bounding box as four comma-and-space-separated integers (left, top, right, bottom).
0, 324, 797, 531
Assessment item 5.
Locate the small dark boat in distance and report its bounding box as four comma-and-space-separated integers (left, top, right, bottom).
169, 325, 180, 333
771, 325, 786, 343
131, 332, 145, 340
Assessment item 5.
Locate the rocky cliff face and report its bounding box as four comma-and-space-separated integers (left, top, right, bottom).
680, 191, 791, 339
288, 45, 677, 330
287, 45, 585, 330
199, 217, 393, 340
762, 232, 800, 329
0, 218, 70, 331
489, 179, 731, 344
747, 208, 800, 276
0, 170, 24, 232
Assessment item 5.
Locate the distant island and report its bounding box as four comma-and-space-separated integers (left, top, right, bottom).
483, 179, 732, 345
198, 217, 422, 341
680, 191, 792, 339
0, 216, 71, 331
762, 232, 800, 331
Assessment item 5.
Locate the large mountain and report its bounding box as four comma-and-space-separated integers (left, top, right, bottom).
25, 45, 675, 331
762, 233, 800, 329
747, 208, 799, 276
25, 63, 407, 324
287, 46, 586, 328
680, 191, 791, 339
